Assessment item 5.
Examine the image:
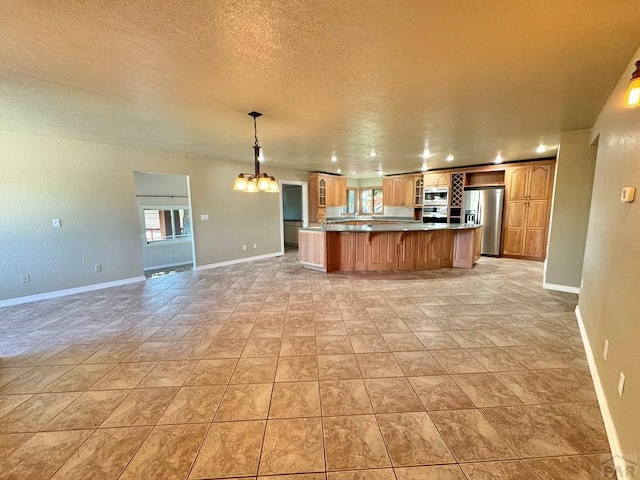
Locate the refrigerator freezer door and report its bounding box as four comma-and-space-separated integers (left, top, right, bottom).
478, 188, 504, 255
463, 190, 479, 223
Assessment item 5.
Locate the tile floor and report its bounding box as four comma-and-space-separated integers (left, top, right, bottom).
0, 253, 614, 479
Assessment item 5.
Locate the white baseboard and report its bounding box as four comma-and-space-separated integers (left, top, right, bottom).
575, 305, 626, 479
196, 252, 282, 271
0, 276, 146, 309
543, 282, 581, 294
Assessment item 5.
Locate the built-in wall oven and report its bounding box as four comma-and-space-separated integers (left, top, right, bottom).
422, 206, 448, 223
424, 187, 449, 205
423, 187, 449, 223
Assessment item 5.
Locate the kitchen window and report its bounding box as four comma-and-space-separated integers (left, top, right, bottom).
343, 187, 357, 214
360, 188, 383, 214
142, 208, 192, 244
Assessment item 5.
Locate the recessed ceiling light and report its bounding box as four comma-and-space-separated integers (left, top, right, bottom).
422, 148, 431, 159
352, 171, 356, 175
331, 153, 337, 162
369, 149, 377, 157
337, 168, 342, 173
377, 170, 383, 176
495, 152, 503, 164
536, 144, 547, 153
446, 154, 454, 162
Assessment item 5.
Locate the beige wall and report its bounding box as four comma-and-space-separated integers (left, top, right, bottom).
579, 47, 640, 459
134, 172, 193, 270
544, 129, 597, 290
0, 131, 307, 301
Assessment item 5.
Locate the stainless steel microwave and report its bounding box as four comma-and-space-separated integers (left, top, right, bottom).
424, 187, 449, 205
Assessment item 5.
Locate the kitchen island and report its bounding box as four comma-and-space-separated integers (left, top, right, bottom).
298, 223, 483, 272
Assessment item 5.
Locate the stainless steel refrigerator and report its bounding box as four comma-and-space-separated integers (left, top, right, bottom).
463, 187, 504, 256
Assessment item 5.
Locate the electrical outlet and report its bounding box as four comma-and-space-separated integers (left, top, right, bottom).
603, 340, 609, 360
52, 218, 61, 228
253, 243, 257, 249
618, 372, 626, 397
242, 244, 247, 251
94, 264, 102, 272
20, 274, 30, 283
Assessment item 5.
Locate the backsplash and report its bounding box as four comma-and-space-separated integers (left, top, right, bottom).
325, 205, 414, 218
326, 206, 342, 217
383, 206, 414, 217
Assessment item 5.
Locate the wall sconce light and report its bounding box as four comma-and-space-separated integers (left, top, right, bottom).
624, 60, 640, 107
233, 111, 279, 193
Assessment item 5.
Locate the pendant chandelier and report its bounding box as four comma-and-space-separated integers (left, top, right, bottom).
233, 111, 280, 193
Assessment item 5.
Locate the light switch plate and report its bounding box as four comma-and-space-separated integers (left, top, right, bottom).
200, 214, 209, 221
621, 187, 635, 203
52, 218, 61, 227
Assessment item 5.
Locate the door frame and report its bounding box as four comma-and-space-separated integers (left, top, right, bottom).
278, 180, 308, 255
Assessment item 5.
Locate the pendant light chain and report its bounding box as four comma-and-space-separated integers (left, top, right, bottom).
232, 111, 280, 193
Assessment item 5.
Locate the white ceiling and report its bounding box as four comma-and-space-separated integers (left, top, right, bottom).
1, 1, 639, 177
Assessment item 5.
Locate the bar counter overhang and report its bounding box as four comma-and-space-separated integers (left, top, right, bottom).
298, 223, 484, 272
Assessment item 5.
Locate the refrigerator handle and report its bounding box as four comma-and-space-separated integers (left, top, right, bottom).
476, 195, 482, 225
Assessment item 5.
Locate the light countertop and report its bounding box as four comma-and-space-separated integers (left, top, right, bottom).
300, 222, 482, 233
326, 216, 417, 223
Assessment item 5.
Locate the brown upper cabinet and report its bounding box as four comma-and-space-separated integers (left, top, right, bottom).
424, 173, 450, 188
502, 162, 555, 260
505, 163, 553, 201
413, 175, 424, 206
383, 175, 415, 207
308, 173, 347, 222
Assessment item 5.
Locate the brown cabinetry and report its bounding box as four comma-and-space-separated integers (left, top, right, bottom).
502, 162, 554, 260
383, 175, 414, 206
308, 173, 347, 222
413, 175, 424, 206
424, 173, 450, 188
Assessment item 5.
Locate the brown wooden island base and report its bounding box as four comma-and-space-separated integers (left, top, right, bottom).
298, 225, 483, 272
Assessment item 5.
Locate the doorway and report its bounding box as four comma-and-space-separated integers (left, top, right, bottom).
133, 171, 196, 277
279, 180, 308, 254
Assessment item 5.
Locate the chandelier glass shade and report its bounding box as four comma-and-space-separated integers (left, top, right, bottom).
624, 60, 640, 108
233, 112, 280, 193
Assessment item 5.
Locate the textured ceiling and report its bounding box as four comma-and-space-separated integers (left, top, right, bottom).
1, 1, 639, 177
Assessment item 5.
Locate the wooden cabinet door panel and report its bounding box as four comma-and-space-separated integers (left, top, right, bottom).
526, 201, 547, 229
528, 165, 552, 200
318, 178, 327, 206
353, 233, 368, 270
391, 177, 404, 205
503, 228, 524, 256
436, 174, 450, 187
439, 231, 454, 267
505, 202, 527, 228
414, 232, 430, 269
383, 178, 394, 205
523, 229, 545, 258
368, 233, 397, 270
506, 167, 528, 201
338, 232, 353, 270
337, 177, 347, 206
327, 177, 337, 206
424, 174, 436, 187
398, 233, 416, 270
403, 177, 415, 206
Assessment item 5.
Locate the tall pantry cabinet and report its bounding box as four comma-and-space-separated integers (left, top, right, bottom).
501, 161, 555, 260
